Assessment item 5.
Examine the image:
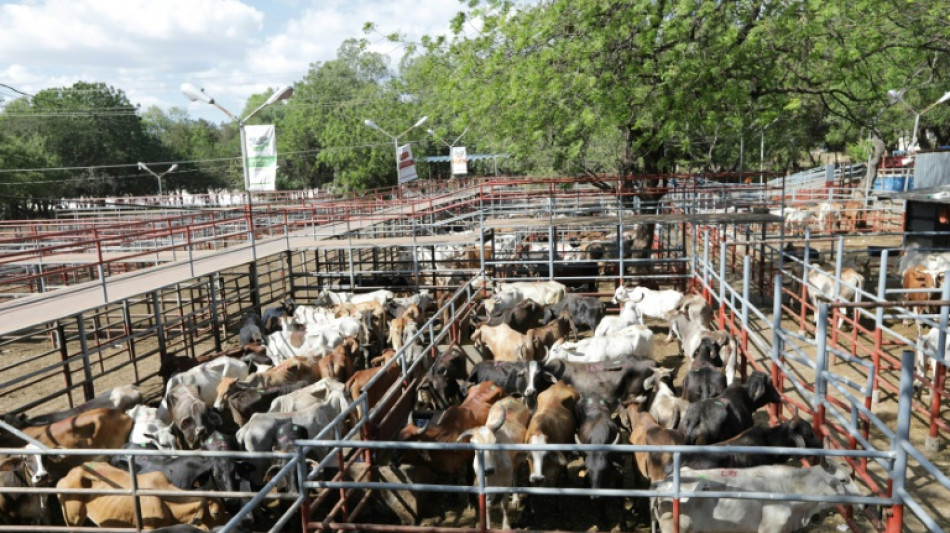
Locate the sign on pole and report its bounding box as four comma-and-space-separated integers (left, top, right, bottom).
451, 146, 468, 175
244, 125, 278, 191
397, 144, 419, 184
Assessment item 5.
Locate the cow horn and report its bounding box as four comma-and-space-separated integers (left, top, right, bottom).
574, 434, 583, 445
457, 429, 475, 443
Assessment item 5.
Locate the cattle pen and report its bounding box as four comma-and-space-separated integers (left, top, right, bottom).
0, 175, 944, 533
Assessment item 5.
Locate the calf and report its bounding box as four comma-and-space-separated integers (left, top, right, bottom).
457, 397, 530, 530
493, 280, 568, 306
681, 371, 783, 445
162, 357, 249, 410
398, 381, 504, 477
594, 300, 642, 337
525, 381, 579, 485
216, 380, 310, 426
680, 417, 822, 470
57, 462, 227, 530
166, 385, 222, 450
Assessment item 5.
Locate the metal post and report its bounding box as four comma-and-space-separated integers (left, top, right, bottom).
208, 274, 222, 352
770, 273, 784, 421
548, 224, 555, 280
718, 233, 727, 329
151, 290, 168, 380
741, 255, 751, 381
239, 123, 258, 263
872, 250, 888, 407
925, 269, 950, 453
76, 314, 96, 401
813, 303, 829, 438
886, 349, 916, 533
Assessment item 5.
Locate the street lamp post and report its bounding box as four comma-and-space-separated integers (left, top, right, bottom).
364, 116, 428, 194
181, 83, 293, 260
887, 88, 950, 153
137, 162, 178, 198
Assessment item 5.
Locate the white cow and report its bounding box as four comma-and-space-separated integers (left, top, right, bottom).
493, 280, 568, 306
653, 459, 864, 533
313, 289, 394, 307
612, 286, 684, 322
237, 378, 349, 454
806, 265, 865, 330
265, 325, 343, 364
126, 405, 178, 450
546, 325, 653, 363
594, 300, 642, 336
267, 378, 347, 414
915, 327, 945, 392
160, 357, 249, 411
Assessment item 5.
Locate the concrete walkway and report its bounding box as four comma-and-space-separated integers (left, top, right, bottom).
0, 187, 479, 337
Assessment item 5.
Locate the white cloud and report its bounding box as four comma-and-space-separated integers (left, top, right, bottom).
0, 0, 470, 121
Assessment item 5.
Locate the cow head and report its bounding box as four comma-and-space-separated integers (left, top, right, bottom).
786, 417, 823, 450
611, 285, 631, 304
820, 457, 865, 505
744, 371, 783, 408
458, 407, 506, 477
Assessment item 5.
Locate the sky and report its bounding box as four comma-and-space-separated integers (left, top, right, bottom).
0, 0, 470, 123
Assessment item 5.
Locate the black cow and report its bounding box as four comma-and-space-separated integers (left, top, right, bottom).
417, 346, 468, 411
239, 313, 265, 346
542, 294, 605, 333
574, 394, 621, 517
262, 298, 296, 336
680, 371, 783, 445
679, 417, 823, 470
544, 357, 656, 407
111, 431, 253, 514
680, 366, 727, 403
472, 299, 544, 334
218, 380, 310, 427
466, 360, 553, 408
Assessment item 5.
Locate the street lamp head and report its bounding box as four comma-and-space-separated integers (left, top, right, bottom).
887, 88, 905, 104
426, 128, 436, 136
413, 116, 429, 128
364, 119, 381, 131
935, 91, 950, 107
137, 162, 146, 171
181, 83, 214, 104
264, 85, 294, 105
168, 164, 179, 173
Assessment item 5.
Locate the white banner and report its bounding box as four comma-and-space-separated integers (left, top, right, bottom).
451, 146, 468, 175
397, 144, 419, 184
243, 125, 277, 191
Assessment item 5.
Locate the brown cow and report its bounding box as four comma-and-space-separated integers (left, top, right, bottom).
620, 403, 685, 483
57, 462, 226, 530
903, 265, 936, 335
526, 310, 576, 349
316, 337, 357, 382
0, 408, 132, 480
346, 349, 400, 423
525, 380, 579, 485
398, 380, 503, 476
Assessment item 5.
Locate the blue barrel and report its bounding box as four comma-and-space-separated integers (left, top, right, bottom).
873, 176, 913, 191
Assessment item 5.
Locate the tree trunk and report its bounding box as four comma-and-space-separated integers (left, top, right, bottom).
860, 136, 887, 194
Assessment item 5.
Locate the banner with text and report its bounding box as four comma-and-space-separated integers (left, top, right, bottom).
243, 125, 277, 191
451, 146, 468, 175
397, 144, 419, 184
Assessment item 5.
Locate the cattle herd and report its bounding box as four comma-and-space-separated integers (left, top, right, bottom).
0, 277, 869, 532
